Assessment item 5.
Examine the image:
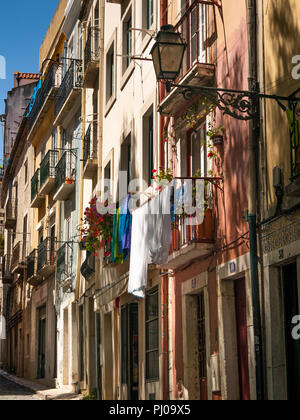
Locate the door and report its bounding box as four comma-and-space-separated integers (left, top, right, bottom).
37, 306, 46, 379
234, 278, 250, 400
197, 293, 208, 400
121, 303, 139, 400
282, 263, 300, 400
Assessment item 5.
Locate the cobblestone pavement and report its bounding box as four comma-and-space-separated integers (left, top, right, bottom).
0, 373, 41, 400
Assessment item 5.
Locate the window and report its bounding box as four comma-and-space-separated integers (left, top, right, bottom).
145, 287, 159, 381
188, 122, 207, 177
106, 42, 115, 103
24, 160, 28, 184
143, 0, 154, 31
120, 134, 132, 193
147, 0, 154, 29
104, 161, 112, 197
143, 107, 154, 185
122, 7, 132, 73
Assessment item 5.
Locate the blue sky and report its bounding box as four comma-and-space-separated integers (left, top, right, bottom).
0, 0, 60, 162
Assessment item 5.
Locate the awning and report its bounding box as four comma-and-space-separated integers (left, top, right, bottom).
94, 273, 129, 310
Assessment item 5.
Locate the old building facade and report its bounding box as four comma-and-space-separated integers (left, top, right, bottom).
0, 0, 299, 401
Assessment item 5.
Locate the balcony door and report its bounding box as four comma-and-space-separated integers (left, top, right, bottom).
282, 263, 300, 400
234, 278, 250, 400
37, 305, 46, 379
187, 124, 208, 178
121, 303, 139, 400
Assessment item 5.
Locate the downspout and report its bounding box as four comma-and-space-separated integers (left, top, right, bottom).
160, 0, 169, 401
247, 0, 264, 400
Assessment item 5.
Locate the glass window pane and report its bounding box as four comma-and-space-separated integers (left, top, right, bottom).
146, 351, 159, 380
146, 319, 158, 351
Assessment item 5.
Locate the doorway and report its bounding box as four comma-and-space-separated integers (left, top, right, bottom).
121, 303, 139, 400
282, 263, 300, 400
37, 306, 46, 379
197, 293, 208, 400
234, 277, 250, 400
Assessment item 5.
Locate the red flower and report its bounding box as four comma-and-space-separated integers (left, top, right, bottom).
152, 169, 157, 173
208, 152, 214, 158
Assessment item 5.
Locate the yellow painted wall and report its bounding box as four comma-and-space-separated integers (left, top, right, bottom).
263, 0, 300, 212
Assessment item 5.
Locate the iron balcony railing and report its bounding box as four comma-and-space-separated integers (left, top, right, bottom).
56, 242, 73, 285
40, 150, 58, 190
12, 241, 26, 271
28, 64, 58, 129
84, 27, 100, 71
80, 251, 95, 280
0, 167, 4, 178
54, 150, 77, 194
5, 198, 17, 223
37, 237, 56, 272
54, 59, 83, 118
83, 125, 92, 167
31, 169, 40, 202
27, 249, 37, 280
169, 177, 215, 253
2, 254, 12, 281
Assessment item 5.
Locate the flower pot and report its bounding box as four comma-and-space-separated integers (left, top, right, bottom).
212, 135, 224, 146
66, 178, 74, 184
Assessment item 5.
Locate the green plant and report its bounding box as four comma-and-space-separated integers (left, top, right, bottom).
152, 168, 174, 184
82, 388, 98, 400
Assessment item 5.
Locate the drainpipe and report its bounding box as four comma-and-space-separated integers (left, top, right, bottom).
159, 0, 169, 401
247, 0, 264, 400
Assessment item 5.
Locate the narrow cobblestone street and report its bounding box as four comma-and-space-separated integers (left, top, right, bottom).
0, 373, 41, 400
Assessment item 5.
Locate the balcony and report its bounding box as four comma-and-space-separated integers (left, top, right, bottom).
56, 242, 73, 291
83, 27, 100, 88
37, 237, 56, 279
54, 60, 83, 125
53, 150, 77, 201
159, 1, 216, 117
81, 251, 96, 281
2, 254, 12, 284
31, 169, 45, 208
5, 199, 17, 229
83, 124, 98, 179
12, 241, 27, 274
164, 177, 216, 270
27, 249, 40, 286
39, 150, 59, 195
285, 127, 300, 197
27, 63, 59, 143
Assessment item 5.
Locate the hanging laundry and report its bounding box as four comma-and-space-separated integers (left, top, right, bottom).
26, 78, 42, 117
111, 208, 124, 264
118, 195, 132, 260
148, 184, 171, 266
0, 314, 6, 340
128, 202, 150, 299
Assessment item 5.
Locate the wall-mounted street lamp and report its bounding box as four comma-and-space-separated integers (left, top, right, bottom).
150, 25, 187, 82
150, 25, 300, 121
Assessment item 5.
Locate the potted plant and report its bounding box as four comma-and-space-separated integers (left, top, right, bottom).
66, 177, 74, 184
81, 197, 113, 257
207, 125, 225, 146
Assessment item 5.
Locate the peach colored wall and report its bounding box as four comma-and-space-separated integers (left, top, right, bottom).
170, 0, 250, 399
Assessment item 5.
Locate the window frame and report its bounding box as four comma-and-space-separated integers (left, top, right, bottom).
145, 286, 159, 382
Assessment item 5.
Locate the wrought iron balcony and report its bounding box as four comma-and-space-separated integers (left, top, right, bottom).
27, 249, 40, 286
83, 27, 100, 88
27, 63, 59, 136
5, 198, 17, 229
83, 124, 98, 178
56, 242, 73, 290
12, 241, 27, 274
159, 1, 215, 116
81, 251, 95, 280
40, 150, 59, 195
2, 254, 12, 284
53, 150, 77, 201
164, 177, 216, 270
37, 237, 56, 278
31, 169, 44, 208
54, 60, 83, 124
